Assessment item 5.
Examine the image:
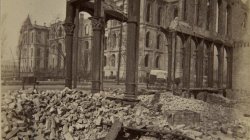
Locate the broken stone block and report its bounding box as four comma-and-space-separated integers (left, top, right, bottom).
34, 134, 46, 140
95, 116, 102, 126
64, 132, 74, 140
23, 136, 29, 140
45, 118, 51, 130
220, 125, 228, 134
232, 125, 247, 138
5, 128, 19, 139
50, 129, 56, 139
3, 125, 11, 133
69, 126, 74, 133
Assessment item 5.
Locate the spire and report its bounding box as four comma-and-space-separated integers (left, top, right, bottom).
24, 14, 32, 25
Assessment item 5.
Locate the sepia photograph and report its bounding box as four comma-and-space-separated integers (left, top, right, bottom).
1, 0, 250, 139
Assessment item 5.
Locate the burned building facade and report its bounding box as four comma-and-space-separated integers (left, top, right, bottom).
82, 0, 248, 89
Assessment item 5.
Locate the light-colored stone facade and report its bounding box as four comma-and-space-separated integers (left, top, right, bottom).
18, 16, 49, 78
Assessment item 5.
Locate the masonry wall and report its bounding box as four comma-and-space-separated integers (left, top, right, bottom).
232, 2, 250, 91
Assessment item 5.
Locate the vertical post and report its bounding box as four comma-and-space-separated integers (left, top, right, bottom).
125, 0, 141, 98
90, 0, 105, 93
73, 8, 79, 88
228, 48, 233, 88
100, 21, 105, 91
117, 0, 125, 85
226, 47, 233, 89
167, 32, 174, 89
63, 2, 75, 89
183, 36, 191, 88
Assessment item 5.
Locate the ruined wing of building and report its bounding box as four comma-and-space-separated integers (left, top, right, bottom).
17, 0, 249, 90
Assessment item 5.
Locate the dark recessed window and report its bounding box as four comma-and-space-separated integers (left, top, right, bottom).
145, 54, 149, 67
146, 32, 150, 48
146, 3, 151, 22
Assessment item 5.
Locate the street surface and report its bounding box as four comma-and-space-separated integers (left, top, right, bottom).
1, 82, 147, 94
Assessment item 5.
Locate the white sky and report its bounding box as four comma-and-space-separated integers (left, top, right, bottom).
0, 0, 249, 62
1, 0, 67, 61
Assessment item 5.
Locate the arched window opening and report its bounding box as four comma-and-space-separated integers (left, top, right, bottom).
174, 7, 179, 19
112, 33, 117, 49
206, 0, 211, 30
111, 54, 116, 67
223, 48, 228, 88
85, 25, 89, 35
146, 3, 151, 22
57, 43, 62, 69
145, 54, 149, 67
156, 56, 160, 68
146, 32, 150, 48
213, 45, 219, 88
85, 41, 89, 50
156, 35, 161, 49
203, 43, 209, 87
196, 0, 201, 26
157, 7, 162, 25
226, 5, 232, 35
215, 0, 222, 33
104, 37, 107, 50
242, 13, 248, 29
183, 0, 187, 21
104, 56, 107, 67
58, 27, 63, 37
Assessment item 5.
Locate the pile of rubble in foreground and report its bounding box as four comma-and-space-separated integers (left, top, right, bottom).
1, 88, 249, 140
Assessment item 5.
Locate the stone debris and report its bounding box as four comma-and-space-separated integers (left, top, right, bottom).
1, 88, 249, 140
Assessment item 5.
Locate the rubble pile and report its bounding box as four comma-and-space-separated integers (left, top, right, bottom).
1, 88, 249, 140
138, 92, 233, 122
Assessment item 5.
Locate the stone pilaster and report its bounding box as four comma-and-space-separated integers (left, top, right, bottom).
90, 16, 105, 93
125, 0, 141, 98
63, 2, 75, 89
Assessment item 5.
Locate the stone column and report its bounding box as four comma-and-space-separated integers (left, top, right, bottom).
183, 36, 191, 88
207, 43, 214, 87
175, 34, 184, 82
90, 0, 105, 93
125, 0, 141, 98
73, 7, 79, 88
178, 0, 184, 20
227, 48, 233, 88
63, 2, 75, 88
167, 32, 175, 88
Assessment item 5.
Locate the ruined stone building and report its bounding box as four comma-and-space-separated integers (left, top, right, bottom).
82, 0, 248, 89
18, 0, 248, 89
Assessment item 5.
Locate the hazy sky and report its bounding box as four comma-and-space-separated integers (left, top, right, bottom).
1, 0, 67, 61
0, 0, 249, 61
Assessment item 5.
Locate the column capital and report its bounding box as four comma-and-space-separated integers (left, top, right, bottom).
89, 16, 105, 30
63, 22, 75, 36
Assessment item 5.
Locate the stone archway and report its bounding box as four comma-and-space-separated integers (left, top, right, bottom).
213, 44, 219, 88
